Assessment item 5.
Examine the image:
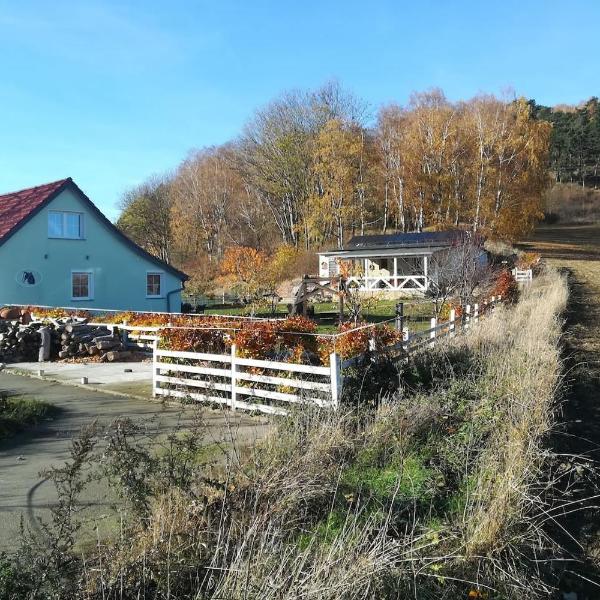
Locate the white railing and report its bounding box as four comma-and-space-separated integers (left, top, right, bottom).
342, 296, 501, 368
152, 296, 502, 414
512, 268, 533, 282
153, 344, 340, 416
346, 275, 427, 291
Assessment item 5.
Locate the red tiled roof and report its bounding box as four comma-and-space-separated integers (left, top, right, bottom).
0, 178, 70, 241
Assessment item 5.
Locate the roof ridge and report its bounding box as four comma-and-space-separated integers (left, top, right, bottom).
0, 177, 71, 201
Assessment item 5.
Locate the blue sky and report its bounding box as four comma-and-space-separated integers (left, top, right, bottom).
1, 0, 598, 219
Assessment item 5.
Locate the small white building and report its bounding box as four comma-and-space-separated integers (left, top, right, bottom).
318, 231, 482, 295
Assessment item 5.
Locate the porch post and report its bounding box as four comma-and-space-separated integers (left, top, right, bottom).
363, 258, 369, 290
423, 255, 429, 291
393, 257, 398, 289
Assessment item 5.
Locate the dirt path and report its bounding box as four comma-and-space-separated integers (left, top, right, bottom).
520, 225, 600, 597
0, 373, 269, 552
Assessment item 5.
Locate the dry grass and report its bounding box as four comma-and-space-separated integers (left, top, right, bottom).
2, 271, 570, 599
544, 183, 600, 224
456, 271, 568, 555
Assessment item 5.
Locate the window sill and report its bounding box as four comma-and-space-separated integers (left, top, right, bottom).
146, 296, 165, 299
71, 298, 94, 302
49, 237, 86, 241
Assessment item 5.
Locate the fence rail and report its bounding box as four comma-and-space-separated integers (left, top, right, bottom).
512, 268, 533, 282
152, 296, 502, 415
153, 344, 339, 416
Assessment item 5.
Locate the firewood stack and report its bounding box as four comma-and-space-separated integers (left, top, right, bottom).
56, 322, 130, 361
0, 320, 44, 362
0, 312, 132, 363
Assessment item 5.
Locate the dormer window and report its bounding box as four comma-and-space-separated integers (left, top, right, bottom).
48, 211, 84, 239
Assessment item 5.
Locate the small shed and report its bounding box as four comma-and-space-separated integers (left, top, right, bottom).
318, 231, 483, 295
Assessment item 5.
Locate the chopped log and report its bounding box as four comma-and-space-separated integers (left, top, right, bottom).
96, 340, 120, 351
65, 323, 95, 333
106, 350, 131, 362
38, 327, 51, 362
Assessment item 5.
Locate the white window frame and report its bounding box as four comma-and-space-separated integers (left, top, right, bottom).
146, 271, 165, 299
48, 211, 85, 240
71, 270, 94, 301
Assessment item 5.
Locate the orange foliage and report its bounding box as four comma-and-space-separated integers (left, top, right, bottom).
26, 306, 92, 320
318, 322, 402, 363
516, 251, 541, 270
489, 269, 519, 303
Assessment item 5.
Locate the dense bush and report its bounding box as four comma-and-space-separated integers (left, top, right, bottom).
0, 394, 58, 440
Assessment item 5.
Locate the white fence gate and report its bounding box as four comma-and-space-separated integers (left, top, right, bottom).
512, 268, 533, 282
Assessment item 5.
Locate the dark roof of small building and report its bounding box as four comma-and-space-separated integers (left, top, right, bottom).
0, 178, 188, 281
343, 230, 475, 251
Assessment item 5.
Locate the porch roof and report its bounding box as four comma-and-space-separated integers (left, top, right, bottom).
318, 246, 443, 259
345, 230, 470, 250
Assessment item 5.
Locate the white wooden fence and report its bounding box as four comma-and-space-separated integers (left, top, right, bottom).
153, 344, 340, 415
512, 268, 533, 282
152, 296, 502, 415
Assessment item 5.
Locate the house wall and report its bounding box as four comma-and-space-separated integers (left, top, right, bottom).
0, 188, 183, 312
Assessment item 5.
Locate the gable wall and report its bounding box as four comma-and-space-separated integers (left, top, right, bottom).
0, 188, 183, 312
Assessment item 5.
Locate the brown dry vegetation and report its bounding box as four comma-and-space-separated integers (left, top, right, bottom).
544, 183, 600, 225
0, 270, 570, 599
519, 224, 600, 595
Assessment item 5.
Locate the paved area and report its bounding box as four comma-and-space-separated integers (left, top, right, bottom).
6, 360, 154, 398
0, 372, 269, 551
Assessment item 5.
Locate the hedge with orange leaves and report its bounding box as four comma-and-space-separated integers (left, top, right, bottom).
489, 269, 519, 303
318, 322, 402, 364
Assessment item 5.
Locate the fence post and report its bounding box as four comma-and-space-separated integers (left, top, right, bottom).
430, 317, 437, 348
368, 337, 376, 352
402, 326, 410, 352
230, 344, 238, 410
152, 339, 158, 398
330, 352, 342, 410
395, 301, 404, 332
449, 309, 456, 337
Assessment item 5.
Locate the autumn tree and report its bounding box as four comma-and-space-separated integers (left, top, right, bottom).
309, 119, 366, 248
219, 246, 269, 311
117, 83, 552, 279
171, 145, 242, 263
117, 175, 174, 263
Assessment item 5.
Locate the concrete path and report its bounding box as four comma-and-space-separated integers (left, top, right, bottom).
0, 372, 269, 551
6, 360, 154, 398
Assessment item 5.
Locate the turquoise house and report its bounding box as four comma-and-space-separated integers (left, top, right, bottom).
0, 178, 187, 312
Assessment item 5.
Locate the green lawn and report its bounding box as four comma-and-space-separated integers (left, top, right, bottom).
204, 299, 436, 334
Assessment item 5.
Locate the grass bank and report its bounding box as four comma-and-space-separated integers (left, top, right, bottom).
0, 394, 58, 440
0, 269, 568, 599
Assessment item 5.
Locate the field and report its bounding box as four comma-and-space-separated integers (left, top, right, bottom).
519, 223, 600, 595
